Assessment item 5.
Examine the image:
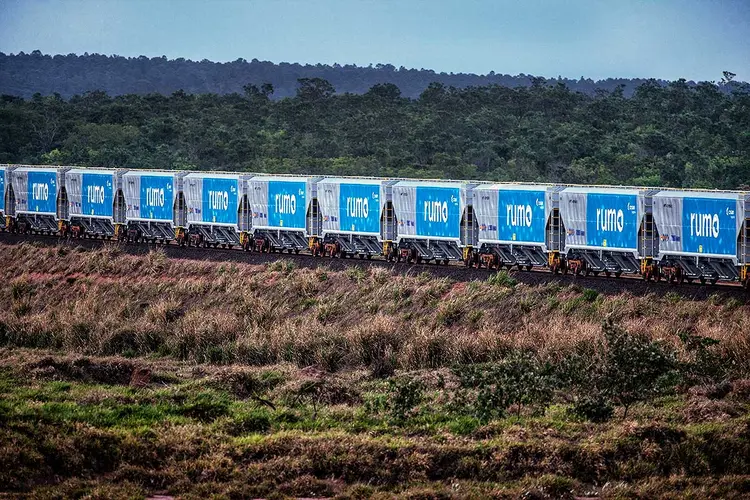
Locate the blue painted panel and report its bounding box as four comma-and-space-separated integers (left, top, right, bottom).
585, 193, 638, 249
339, 183, 380, 233
416, 186, 460, 238
140, 175, 173, 221
268, 181, 306, 229
27, 171, 57, 214
498, 189, 546, 243
0, 170, 4, 212
82, 173, 114, 217
201, 177, 238, 224
682, 197, 737, 256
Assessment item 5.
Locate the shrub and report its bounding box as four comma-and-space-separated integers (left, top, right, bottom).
386, 377, 425, 424
453, 351, 555, 421
601, 319, 678, 418
569, 395, 614, 423
678, 331, 727, 385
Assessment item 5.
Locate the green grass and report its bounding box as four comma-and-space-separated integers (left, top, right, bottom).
1, 351, 750, 498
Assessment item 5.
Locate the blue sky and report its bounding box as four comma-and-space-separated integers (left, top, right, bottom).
1, 0, 748, 82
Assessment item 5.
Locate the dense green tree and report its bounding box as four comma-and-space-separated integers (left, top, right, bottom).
0, 76, 748, 189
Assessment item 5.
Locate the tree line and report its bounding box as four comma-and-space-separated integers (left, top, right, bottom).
4, 51, 741, 100
1, 75, 748, 190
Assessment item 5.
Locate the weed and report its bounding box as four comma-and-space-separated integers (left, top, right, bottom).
582, 288, 599, 302
345, 266, 367, 283
486, 271, 517, 287
436, 300, 464, 327
385, 377, 425, 424
267, 259, 296, 274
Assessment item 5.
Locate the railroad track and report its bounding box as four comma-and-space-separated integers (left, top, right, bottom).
1, 232, 746, 301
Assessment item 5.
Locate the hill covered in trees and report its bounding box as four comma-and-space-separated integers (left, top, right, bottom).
3, 51, 743, 100
1, 74, 748, 190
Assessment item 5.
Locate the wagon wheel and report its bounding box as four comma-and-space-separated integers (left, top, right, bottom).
614, 271, 622, 278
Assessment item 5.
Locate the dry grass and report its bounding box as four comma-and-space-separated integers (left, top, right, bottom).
2, 242, 749, 374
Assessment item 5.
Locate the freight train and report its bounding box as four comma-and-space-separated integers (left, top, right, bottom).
1, 164, 749, 287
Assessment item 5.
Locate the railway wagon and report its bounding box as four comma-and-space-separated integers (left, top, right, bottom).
246, 176, 322, 253
391, 180, 474, 263
60, 168, 124, 238
316, 177, 397, 258
557, 186, 654, 276
123, 170, 185, 243
651, 190, 749, 284
472, 183, 563, 270
6, 166, 65, 234
184, 172, 248, 247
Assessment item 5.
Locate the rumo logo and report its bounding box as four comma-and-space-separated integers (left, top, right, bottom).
146, 187, 165, 207
209, 190, 229, 210
596, 208, 624, 232
87, 185, 105, 204
275, 193, 297, 214
424, 200, 448, 223
32, 183, 49, 201
346, 196, 368, 218
690, 213, 720, 238
506, 204, 532, 227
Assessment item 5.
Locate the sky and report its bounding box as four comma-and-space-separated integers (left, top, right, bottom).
1, 0, 748, 82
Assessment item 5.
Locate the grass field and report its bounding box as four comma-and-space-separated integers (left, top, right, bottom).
1, 242, 749, 498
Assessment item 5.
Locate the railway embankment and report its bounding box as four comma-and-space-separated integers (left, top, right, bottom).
1, 241, 749, 497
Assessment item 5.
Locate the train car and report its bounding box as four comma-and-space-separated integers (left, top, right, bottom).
391, 180, 475, 263
558, 186, 654, 276
123, 170, 185, 243
472, 183, 564, 270
184, 172, 248, 247
246, 175, 322, 253
652, 190, 749, 284
6, 165, 66, 234
60, 168, 125, 238
316, 177, 397, 258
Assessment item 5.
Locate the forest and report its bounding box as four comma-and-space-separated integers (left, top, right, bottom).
1, 74, 749, 190
0, 51, 705, 99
